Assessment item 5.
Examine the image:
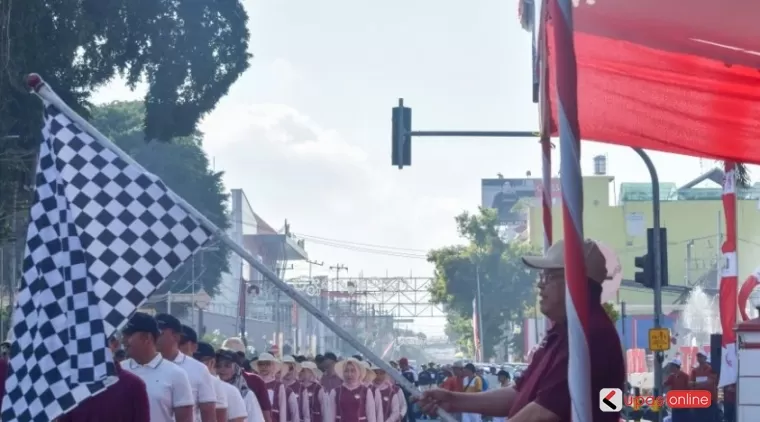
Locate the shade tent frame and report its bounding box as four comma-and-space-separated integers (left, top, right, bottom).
25, 74, 457, 422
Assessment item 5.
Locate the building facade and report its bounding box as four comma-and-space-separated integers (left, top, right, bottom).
526, 170, 760, 308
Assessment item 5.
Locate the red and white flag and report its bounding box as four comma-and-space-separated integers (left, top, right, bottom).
718, 162, 738, 388
472, 298, 482, 361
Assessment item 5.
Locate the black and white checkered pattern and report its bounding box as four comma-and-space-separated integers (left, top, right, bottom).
1, 102, 211, 422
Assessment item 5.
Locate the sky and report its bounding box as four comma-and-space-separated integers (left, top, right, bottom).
91, 0, 754, 334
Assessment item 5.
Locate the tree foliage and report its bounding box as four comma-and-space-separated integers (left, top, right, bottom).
0, 0, 250, 242
91, 101, 230, 297
603, 302, 620, 322
428, 208, 539, 360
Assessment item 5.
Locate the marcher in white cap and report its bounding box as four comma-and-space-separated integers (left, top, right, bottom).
324, 358, 377, 422
281, 355, 302, 422
299, 361, 327, 422
361, 361, 383, 422
257, 353, 288, 422
372, 364, 402, 422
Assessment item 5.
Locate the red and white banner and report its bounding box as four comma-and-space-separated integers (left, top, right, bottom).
472, 298, 482, 361
718, 162, 738, 388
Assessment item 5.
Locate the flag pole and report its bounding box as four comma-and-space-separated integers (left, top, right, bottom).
26, 74, 454, 422
548, 0, 592, 421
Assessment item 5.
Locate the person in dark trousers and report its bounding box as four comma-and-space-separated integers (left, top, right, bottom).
399, 357, 418, 422
415, 239, 626, 422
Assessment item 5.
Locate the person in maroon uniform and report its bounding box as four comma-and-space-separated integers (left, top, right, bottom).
223, 337, 274, 422
361, 361, 383, 422
55, 334, 150, 422
325, 357, 378, 422
257, 352, 288, 422
299, 361, 327, 422
281, 355, 302, 422
372, 365, 402, 422
416, 239, 626, 422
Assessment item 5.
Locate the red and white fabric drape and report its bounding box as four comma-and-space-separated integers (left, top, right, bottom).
718, 162, 738, 388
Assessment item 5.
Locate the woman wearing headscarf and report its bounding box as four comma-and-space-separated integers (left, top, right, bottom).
256, 353, 289, 422
371, 365, 401, 422
217, 348, 266, 422
281, 355, 302, 422
324, 358, 377, 422
361, 361, 383, 422
299, 361, 327, 422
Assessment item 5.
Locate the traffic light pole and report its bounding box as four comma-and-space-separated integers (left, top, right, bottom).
632, 147, 664, 422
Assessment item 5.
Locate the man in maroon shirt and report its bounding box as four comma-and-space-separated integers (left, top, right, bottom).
417, 239, 625, 422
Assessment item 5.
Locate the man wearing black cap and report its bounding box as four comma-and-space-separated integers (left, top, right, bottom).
156, 313, 219, 422
181, 324, 200, 356
121, 312, 195, 422
195, 343, 248, 422
193, 342, 229, 422
318, 352, 341, 393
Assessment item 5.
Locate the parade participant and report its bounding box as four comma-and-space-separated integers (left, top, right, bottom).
690, 352, 718, 421
217, 348, 267, 422
299, 361, 327, 422
120, 312, 195, 422
156, 313, 219, 422
223, 337, 274, 422
398, 358, 417, 422
181, 324, 200, 356
193, 342, 230, 422
281, 355, 303, 422
415, 239, 626, 422
664, 359, 689, 422
256, 352, 288, 422
362, 361, 383, 422
57, 329, 150, 422
324, 357, 377, 422
372, 365, 402, 422
197, 345, 249, 422
320, 352, 342, 393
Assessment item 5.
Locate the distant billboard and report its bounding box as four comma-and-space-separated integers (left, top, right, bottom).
481, 178, 560, 225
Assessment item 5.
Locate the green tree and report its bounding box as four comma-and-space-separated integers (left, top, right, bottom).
429, 208, 539, 360
0, 0, 250, 242
603, 302, 620, 322
90, 101, 230, 299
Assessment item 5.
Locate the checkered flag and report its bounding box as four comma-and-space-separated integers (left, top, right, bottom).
1, 101, 211, 421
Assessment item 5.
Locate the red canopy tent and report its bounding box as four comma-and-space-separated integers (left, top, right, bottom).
543, 0, 760, 163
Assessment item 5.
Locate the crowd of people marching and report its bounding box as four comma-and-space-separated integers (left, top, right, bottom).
0, 311, 485, 422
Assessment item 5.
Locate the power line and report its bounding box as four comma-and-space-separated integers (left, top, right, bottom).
295, 233, 428, 253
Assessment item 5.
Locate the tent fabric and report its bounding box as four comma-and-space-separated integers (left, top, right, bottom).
543, 0, 760, 164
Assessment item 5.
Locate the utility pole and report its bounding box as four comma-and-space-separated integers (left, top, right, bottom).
275, 263, 294, 354
305, 260, 324, 354
329, 264, 348, 351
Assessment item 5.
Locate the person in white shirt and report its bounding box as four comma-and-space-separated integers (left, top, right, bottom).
156, 313, 218, 422
194, 341, 230, 422
218, 348, 266, 422
121, 312, 195, 422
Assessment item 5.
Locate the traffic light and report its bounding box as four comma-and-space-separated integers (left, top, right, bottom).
634, 252, 652, 288
391, 100, 412, 168
634, 228, 669, 288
